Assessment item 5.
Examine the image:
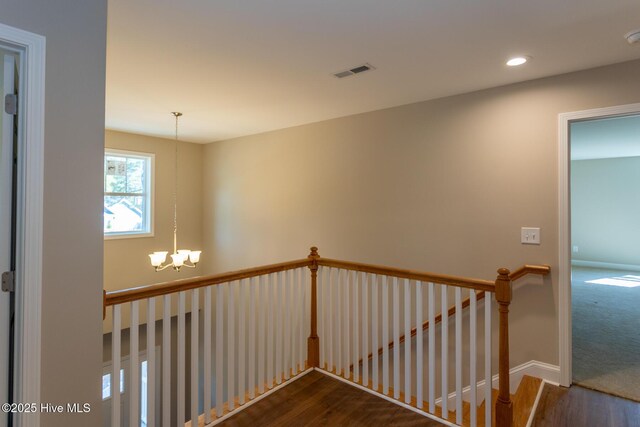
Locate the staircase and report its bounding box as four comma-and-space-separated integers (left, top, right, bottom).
103, 246, 550, 427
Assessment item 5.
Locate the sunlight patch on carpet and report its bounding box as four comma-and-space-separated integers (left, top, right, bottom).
586, 275, 640, 288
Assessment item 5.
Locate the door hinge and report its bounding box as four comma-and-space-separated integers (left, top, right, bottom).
2, 271, 15, 292
4, 93, 17, 115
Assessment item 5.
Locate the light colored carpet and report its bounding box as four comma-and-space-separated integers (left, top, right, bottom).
572, 266, 640, 402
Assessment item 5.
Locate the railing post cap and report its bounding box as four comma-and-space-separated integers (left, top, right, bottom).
308, 246, 320, 259
497, 267, 510, 277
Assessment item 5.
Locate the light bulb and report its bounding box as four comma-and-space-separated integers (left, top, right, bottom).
171, 253, 185, 267
506, 56, 529, 67
149, 253, 163, 267
177, 249, 191, 260
189, 250, 201, 264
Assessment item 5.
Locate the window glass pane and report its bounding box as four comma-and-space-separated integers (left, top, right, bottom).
102, 369, 125, 400
104, 196, 145, 233
102, 374, 110, 400
126, 158, 145, 194
105, 155, 127, 193
104, 150, 152, 235
141, 360, 148, 425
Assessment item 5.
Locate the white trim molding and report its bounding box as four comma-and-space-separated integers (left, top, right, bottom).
558, 102, 640, 387
438, 360, 560, 408
0, 22, 46, 427
571, 259, 640, 272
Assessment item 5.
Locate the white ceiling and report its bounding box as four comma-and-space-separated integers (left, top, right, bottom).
106, 0, 640, 143
571, 115, 640, 160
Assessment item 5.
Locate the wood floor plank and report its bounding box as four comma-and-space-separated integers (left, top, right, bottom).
218, 371, 445, 426
532, 383, 640, 427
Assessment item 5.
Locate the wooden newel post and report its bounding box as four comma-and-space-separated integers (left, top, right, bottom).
495, 268, 513, 427
307, 246, 320, 368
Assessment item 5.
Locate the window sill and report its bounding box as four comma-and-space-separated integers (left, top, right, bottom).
104, 231, 154, 241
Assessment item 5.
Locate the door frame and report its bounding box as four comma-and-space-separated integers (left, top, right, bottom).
557, 102, 640, 387
0, 23, 45, 426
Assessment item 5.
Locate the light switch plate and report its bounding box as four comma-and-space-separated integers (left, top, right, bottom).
521, 227, 541, 245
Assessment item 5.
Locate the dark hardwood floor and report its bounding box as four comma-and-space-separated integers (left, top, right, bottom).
218, 370, 444, 427
532, 383, 640, 427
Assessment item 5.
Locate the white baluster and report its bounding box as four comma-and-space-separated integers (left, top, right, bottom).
178, 292, 186, 424
284, 270, 291, 380
130, 301, 139, 427
428, 283, 435, 414
163, 295, 171, 427
353, 270, 360, 383
372, 274, 379, 391
393, 277, 400, 400
382, 275, 389, 395
328, 267, 334, 372
249, 278, 256, 399
258, 275, 266, 394
362, 272, 369, 388
404, 278, 411, 404
336, 269, 343, 377
276, 271, 283, 384
112, 305, 121, 427
215, 285, 224, 417
416, 281, 423, 409
441, 285, 449, 418
267, 274, 274, 388
298, 268, 304, 372
318, 266, 325, 369
228, 282, 236, 410
290, 269, 297, 376
191, 289, 199, 424
147, 298, 155, 427
204, 287, 212, 424
485, 294, 492, 427
238, 280, 246, 404
470, 290, 477, 427
455, 287, 462, 425
343, 269, 350, 379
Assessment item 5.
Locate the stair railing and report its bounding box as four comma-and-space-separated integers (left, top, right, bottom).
103, 246, 549, 427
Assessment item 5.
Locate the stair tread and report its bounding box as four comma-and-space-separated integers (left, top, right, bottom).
513, 375, 543, 427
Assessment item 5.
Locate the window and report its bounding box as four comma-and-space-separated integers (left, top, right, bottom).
101, 369, 125, 400
104, 149, 154, 237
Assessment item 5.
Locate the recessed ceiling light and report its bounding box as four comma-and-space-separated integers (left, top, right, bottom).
506, 56, 529, 67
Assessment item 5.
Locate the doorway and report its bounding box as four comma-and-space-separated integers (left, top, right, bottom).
1, 46, 18, 427
0, 22, 46, 427
558, 102, 640, 394
569, 114, 640, 401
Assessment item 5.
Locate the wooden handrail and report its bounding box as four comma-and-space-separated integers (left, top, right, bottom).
509, 264, 550, 281
104, 258, 312, 307
318, 258, 496, 292
351, 263, 550, 370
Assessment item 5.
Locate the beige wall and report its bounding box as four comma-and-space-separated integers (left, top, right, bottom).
571, 156, 640, 267
203, 59, 640, 369
0, 1, 107, 426
104, 130, 204, 292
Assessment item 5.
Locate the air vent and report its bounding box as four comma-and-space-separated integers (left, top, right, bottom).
333, 63, 375, 78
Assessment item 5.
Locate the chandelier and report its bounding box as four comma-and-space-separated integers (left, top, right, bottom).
148, 112, 202, 271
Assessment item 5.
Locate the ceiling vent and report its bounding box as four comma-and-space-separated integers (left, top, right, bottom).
333, 63, 375, 78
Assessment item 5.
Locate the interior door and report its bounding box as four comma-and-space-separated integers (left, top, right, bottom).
0, 48, 17, 427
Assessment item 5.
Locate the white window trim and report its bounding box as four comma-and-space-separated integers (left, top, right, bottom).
104, 148, 155, 240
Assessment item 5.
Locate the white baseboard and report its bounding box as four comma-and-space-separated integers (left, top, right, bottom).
572, 259, 640, 272
437, 360, 560, 407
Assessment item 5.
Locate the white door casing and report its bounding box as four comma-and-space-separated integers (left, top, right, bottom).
557, 102, 640, 387
0, 23, 45, 427
0, 48, 16, 427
